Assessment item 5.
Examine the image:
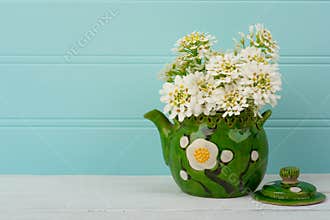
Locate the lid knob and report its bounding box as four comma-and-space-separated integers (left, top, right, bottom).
280, 166, 300, 184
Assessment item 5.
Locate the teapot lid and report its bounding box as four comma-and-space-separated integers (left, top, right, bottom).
253, 167, 326, 206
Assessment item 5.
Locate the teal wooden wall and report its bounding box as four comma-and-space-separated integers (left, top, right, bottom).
0, 1, 329, 174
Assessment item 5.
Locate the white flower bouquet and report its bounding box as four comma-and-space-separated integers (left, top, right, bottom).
159, 24, 281, 122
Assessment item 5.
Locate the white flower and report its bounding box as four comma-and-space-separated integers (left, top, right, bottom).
160, 75, 193, 122
186, 138, 218, 171
241, 62, 281, 107
248, 24, 279, 60
184, 71, 221, 116
173, 32, 216, 57
239, 46, 267, 64
271, 50, 280, 62
254, 24, 275, 47
206, 53, 240, 84
204, 87, 226, 115
218, 87, 249, 117
197, 45, 211, 58
158, 63, 173, 82
158, 24, 282, 120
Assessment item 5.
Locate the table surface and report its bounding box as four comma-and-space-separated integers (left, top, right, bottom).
0, 174, 328, 220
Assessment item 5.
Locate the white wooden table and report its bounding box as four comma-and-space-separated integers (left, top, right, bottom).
0, 175, 328, 219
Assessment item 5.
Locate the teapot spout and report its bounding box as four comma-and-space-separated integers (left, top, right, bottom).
144, 109, 173, 165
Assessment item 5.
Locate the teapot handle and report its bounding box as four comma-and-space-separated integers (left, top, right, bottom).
257, 109, 272, 129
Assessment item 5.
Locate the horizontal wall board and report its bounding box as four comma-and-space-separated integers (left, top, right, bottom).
0, 126, 328, 174
273, 64, 330, 119
0, 55, 330, 64
0, 118, 328, 128
0, 2, 328, 56
0, 64, 329, 120
0, 64, 163, 118
267, 127, 330, 174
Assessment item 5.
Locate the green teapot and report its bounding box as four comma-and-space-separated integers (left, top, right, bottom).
144, 109, 272, 198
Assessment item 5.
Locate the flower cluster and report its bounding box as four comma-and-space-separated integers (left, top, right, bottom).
159, 24, 281, 122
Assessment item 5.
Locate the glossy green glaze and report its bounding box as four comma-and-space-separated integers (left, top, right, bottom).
253, 191, 326, 206
144, 109, 271, 198
253, 167, 326, 206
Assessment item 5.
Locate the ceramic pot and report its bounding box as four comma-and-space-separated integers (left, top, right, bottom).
144, 109, 271, 198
